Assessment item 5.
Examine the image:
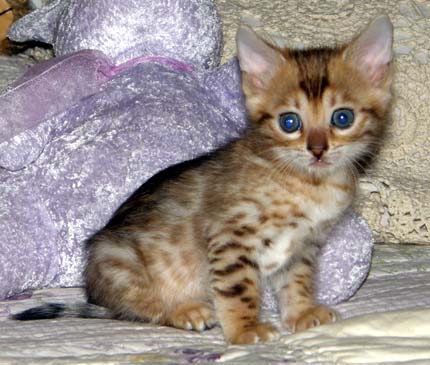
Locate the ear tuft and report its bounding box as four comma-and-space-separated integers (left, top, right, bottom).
236, 26, 284, 89
345, 15, 393, 86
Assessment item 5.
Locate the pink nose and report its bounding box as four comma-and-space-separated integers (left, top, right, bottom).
307, 128, 328, 161
309, 148, 325, 160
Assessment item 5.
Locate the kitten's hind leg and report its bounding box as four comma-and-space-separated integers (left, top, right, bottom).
86, 234, 215, 331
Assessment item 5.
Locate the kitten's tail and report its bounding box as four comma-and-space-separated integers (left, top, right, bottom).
12, 303, 111, 321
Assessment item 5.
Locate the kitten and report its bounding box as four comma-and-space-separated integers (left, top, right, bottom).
13, 16, 393, 344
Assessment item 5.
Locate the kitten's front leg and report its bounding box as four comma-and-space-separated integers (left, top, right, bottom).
272, 245, 339, 332
208, 237, 279, 344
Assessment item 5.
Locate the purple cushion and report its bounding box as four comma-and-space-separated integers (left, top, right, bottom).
9, 0, 222, 69
0, 50, 112, 171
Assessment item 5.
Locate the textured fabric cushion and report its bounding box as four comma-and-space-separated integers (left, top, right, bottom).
217, 0, 430, 244
0, 50, 112, 171
9, 0, 223, 69
0, 57, 247, 300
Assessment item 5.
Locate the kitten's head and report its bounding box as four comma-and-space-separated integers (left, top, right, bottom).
236, 16, 393, 179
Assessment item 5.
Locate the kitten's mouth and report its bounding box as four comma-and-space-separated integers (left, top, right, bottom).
310, 160, 331, 168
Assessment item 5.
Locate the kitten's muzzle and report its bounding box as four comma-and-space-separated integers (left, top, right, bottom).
308, 147, 325, 161
307, 128, 329, 161
307, 145, 328, 162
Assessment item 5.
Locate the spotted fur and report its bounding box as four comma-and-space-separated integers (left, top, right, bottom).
13, 16, 394, 345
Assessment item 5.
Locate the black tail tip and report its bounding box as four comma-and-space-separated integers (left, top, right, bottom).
12, 303, 66, 321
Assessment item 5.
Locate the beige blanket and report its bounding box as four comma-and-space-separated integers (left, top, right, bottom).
2, 246, 430, 364
282, 308, 430, 364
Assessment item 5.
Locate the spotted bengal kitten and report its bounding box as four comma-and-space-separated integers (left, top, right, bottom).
13, 16, 393, 344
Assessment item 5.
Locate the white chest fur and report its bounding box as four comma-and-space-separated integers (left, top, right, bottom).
257, 180, 353, 276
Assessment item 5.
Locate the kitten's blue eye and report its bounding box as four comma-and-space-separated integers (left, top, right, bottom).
331, 109, 354, 129
279, 113, 302, 133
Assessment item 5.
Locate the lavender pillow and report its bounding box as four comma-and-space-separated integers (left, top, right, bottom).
9, 0, 223, 69
0, 50, 112, 171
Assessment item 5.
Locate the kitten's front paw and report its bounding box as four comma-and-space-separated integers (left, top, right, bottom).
285, 305, 340, 333
168, 302, 216, 332
228, 323, 279, 345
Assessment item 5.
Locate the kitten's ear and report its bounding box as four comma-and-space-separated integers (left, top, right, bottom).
344, 15, 393, 86
236, 26, 284, 90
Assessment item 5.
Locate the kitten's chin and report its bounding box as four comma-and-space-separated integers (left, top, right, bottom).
305, 160, 340, 178
308, 166, 332, 178
308, 157, 333, 173
309, 160, 331, 168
